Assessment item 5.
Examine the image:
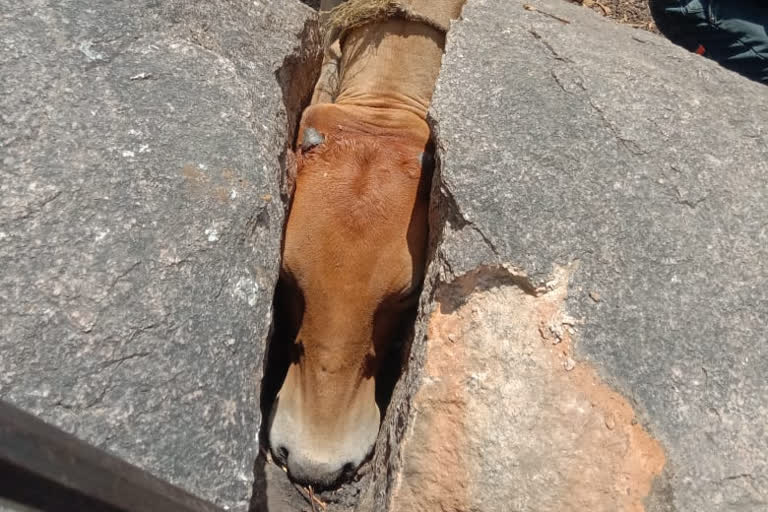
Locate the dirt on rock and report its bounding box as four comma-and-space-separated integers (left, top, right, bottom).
302, 0, 657, 32
569, 0, 657, 31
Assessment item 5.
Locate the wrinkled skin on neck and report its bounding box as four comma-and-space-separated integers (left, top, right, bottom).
268, 18, 444, 488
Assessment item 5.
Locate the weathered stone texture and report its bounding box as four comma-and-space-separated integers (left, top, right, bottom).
0, 0, 312, 509
4, 0, 768, 511
394, 266, 665, 512
389, 0, 768, 511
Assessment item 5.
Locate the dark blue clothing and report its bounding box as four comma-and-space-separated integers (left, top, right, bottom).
649, 0, 768, 84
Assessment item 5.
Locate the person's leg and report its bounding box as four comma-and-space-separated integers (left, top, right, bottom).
707, 1, 768, 83
649, 0, 768, 84
649, 0, 710, 53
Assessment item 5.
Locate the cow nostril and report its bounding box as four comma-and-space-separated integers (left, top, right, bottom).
275, 445, 289, 463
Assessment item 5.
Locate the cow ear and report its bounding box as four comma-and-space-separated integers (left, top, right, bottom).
301, 127, 325, 151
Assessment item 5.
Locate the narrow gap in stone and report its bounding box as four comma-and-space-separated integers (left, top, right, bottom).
250, 10, 449, 510
313, 132, 441, 512
374, 134, 437, 417
299, 0, 321, 9
357, 123, 446, 510
249, 16, 322, 512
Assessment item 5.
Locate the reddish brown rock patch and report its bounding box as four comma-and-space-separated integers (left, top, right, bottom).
181, 163, 249, 203
392, 265, 665, 511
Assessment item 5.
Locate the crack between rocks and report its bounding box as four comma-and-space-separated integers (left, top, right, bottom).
7, 190, 64, 224
100, 351, 151, 369
522, 4, 572, 25
717, 473, 767, 504
250, 14, 323, 512
528, 29, 573, 63
550, 68, 586, 95
528, 29, 646, 158
102, 260, 142, 298
439, 183, 501, 259
371, 104, 563, 510
586, 96, 645, 156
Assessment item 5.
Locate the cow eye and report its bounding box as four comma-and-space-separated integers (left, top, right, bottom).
301, 127, 325, 151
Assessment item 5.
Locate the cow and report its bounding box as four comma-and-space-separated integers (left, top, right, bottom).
268, 0, 465, 488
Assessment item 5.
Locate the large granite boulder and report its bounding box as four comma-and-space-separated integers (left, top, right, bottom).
364, 0, 768, 511
0, 0, 316, 509
4, 0, 767, 510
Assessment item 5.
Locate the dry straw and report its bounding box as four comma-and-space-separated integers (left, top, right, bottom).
324, 0, 449, 48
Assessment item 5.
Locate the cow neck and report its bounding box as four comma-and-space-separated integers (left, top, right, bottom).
333, 18, 445, 122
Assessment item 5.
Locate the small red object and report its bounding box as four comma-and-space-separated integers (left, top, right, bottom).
695, 44, 706, 55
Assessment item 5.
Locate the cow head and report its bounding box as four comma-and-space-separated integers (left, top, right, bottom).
267, 104, 432, 487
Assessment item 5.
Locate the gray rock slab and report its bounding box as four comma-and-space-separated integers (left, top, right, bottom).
0, 0, 313, 509
428, 0, 768, 510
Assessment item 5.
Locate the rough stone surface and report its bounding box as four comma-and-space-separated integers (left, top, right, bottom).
5, 0, 768, 510
385, 0, 768, 511
0, 0, 313, 509
393, 266, 665, 512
